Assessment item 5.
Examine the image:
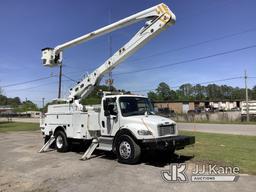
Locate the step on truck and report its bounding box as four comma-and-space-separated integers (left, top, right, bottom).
39, 3, 195, 164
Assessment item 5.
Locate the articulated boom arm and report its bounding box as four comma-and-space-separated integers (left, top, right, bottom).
41, 3, 176, 102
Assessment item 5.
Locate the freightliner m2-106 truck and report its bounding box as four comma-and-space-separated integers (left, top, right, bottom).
39, 3, 195, 164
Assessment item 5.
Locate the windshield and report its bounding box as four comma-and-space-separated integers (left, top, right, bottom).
119, 97, 154, 117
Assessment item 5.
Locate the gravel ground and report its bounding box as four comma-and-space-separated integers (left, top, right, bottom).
0, 131, 255, 192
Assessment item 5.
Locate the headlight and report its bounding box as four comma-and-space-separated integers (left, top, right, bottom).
137, 130, 152, 135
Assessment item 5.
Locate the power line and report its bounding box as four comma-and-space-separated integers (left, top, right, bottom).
2, 13, 255, 92
62, 74, 77, 82
6, 82, 58, 92
126, 27, 256, 64
172, 76, 244, 88
113, 44, 256, 76
130, 76, 244, 93
63, 26, 256, 78
1, 74, 58, 88
6, 80, 70, 92
3, 42, 254, 92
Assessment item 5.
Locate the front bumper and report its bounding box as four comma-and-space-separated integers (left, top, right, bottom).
140, 135, 195, 150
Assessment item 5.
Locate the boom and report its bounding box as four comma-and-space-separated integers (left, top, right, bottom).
41, 3, 176, 102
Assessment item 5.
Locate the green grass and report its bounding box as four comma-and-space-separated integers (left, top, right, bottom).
178, 131, 256, 175
177, 120, 256, 125
0, 122, 39, 132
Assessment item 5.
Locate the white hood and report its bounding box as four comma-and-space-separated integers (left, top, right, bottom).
122, 115, 176, 138
126, 115, 175, 126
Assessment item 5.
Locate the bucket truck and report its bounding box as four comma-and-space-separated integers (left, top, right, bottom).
39, 3, 195, 164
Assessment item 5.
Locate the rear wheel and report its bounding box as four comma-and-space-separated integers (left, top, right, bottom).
116, 135, 141, 164
55, 130, 69, 152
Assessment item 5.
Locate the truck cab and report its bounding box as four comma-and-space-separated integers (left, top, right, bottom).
98, 94, 195, 164
101, 94, 177, 138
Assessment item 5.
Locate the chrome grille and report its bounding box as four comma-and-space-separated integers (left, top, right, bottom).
158, 124, 175, 136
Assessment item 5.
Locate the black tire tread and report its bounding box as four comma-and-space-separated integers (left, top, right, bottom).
55, 130, 69, 153
116, 134, 141, 164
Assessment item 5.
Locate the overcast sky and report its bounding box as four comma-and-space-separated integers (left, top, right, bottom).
1, 0, 256, 106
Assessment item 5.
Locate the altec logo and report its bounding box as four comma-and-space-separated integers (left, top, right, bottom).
161, 163, 240, 183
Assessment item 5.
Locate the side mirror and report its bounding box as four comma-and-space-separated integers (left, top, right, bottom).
103, 100, 108, 110
104, 110, 110, 116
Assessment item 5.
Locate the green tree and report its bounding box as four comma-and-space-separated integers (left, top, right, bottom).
147, 91, 159, 101
15, 100, 38, 112
252, 86, 256, 100
80, 85, 116, 105
177, 84, 193, 100
147, 82, 254, 102
193, 84, 206, 100
156, 82, 177, 101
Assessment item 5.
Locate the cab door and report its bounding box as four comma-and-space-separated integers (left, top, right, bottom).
100, 97, 120, 136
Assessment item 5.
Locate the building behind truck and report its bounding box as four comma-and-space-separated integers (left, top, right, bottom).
241, 100, 256, 121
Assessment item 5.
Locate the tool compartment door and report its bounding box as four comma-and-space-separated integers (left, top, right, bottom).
72, 113, 88, 139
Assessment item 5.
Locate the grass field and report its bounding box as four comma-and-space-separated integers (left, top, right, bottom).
0, 122, 39, 132
178, 130, 256, 175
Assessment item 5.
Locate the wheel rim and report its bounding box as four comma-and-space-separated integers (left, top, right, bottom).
119, 141, 131, 159
56, 135, 63, 149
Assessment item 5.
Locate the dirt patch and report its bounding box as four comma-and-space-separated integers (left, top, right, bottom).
0, 131, 255, 192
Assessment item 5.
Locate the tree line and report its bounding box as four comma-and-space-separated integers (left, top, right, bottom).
0, 94, 38, 112
1, 81, 256, 111
147, 82, 256, 101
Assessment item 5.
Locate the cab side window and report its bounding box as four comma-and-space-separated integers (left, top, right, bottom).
105, 98, 117, 115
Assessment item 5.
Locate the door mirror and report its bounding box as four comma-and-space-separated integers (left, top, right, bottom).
104, 110, 110, 117
103, 100, 108, 111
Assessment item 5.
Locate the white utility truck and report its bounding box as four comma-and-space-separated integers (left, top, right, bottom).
39, 3, 195, 164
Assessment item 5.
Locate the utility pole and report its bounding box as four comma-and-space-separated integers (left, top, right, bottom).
244, 70, 250, 122
42, 97, 45, 114
42, 97, 45, 109
58, 64, 62, 99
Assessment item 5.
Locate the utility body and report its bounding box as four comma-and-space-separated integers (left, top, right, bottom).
40, 3, 195, 164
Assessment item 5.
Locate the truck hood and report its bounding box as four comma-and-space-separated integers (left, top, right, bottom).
121, 115, 177, 138
125, 115, 175, 125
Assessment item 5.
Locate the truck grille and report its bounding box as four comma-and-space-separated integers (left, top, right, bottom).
158, 124, 175, 136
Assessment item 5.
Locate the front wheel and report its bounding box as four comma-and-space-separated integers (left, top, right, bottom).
55, 131, 69, 152
116, 135, 141, 164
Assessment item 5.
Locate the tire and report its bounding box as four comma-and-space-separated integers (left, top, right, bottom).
116, 135, 141, 164
55, 130, 69, 152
